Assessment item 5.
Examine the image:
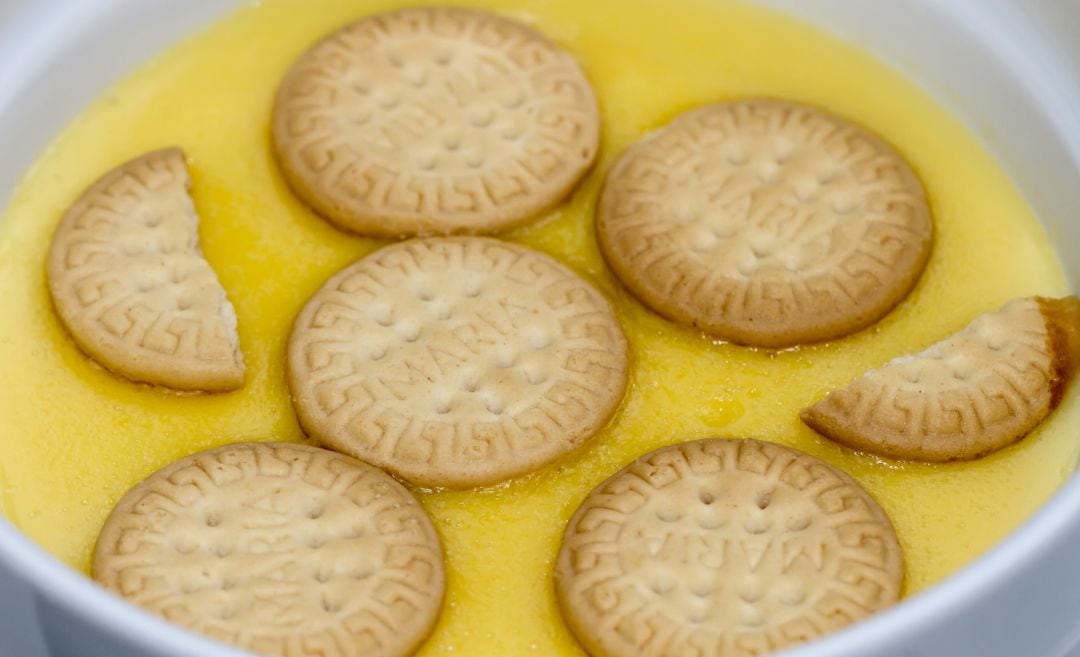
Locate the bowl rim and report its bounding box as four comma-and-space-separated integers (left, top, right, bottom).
4, 461, 1080, 657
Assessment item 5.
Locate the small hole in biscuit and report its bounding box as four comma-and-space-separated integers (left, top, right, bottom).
353, 568, 373, 580
780, 583, 807, 606
309, 538, 325, 549
756, 491, 772, 510
465, 152, 486, 168
315, 570, 331, 583
691, 582, 714, 598
832, 196, 856, 214
758, 165, 780, 184
177, 298, 192, 311
462, 282, 481, 298
501, 89, 525, 109
404, 66, 428, 87
743, 517, 770, 535
215, 544, 232, 558
738, 582, 762, 604
377, 93, 400, 110
307, 507, 324, 520
469, 110, 494, 128
417, 288, 434, 301
370, 347, 387, 361
387, 51, 405, 68
699, 491, 714, 505
145, 216, 162, 228
500, 124, 524, 141
649, 580, 674, 595
321, 597, 341, 613
484, 396, 505, 415
656, 509, 680, 522
435, 401, 452, 415
786, 515, 811, 531
136, 279, 153, 293
529, 333, 552, 350
222, 577, 237, 590
205, 512, 221, 528
401, 326, 421, 342
444, 138, 462, 152
351, 81, 370, 95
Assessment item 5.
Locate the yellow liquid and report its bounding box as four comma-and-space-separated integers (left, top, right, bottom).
1, 0, 1078, 654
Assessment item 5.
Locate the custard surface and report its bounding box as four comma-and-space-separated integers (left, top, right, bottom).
0, 1, 1077, 655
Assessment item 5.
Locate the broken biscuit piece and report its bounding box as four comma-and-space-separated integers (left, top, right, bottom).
801, 296, 1080, 461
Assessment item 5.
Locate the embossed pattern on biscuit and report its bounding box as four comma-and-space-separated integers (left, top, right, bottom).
46, 148, 244, 391
93, 443, 445, 657
287, 236, 629, 489
597, 99, 933, 348
273, 6, 600, 237
802, 296, 1080, 462
555, 439, 903, 657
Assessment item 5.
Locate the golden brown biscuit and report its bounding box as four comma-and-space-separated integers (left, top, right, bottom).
802, 296, 1080, 461
555, 438, 903, 657
273, 6, 600, 237
46, 148, 244, 391
93, 442, 445, 657
287, 236, 629, 489
597, 99, 932, 347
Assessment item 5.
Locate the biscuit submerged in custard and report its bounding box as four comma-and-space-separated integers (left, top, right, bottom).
273, 6, 601, 237
555, 438, 904, 657
597, 99, 933, 348
802, 295, 1080, 461
46, 148, 244, 392
93, 442, 445, 657
286, 236, 629, 489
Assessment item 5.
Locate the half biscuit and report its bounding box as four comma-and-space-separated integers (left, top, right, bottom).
46, 148, 244, 392
802, 296, 1080, 461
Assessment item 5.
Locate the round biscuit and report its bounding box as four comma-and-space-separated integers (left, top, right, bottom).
93, 442, 445, 657
802, 295, 1080, 461
597, 99, 933, 348
46, 148, 244, 391
287, 236, 629, 489
273, 6, 601, 237
556, 438, 903, 657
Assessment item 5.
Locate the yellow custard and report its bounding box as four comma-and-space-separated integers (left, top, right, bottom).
0, 0, 1078, 655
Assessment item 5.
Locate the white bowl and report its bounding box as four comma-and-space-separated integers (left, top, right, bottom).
1, 1, 1079, 656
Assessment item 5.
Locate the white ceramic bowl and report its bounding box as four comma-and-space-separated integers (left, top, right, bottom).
1, 1, 1079, 656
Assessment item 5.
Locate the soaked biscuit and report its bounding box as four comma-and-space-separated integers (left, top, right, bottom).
93, 442, 445, 657
555, 438, 903, 657
273, 6, 600, 237
597, 99, 932, 347
802, 295, 1080, 461
46, 148, 244, 391
287, 237, 629, 489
